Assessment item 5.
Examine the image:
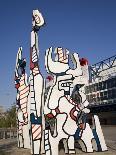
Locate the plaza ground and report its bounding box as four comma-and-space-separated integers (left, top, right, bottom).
0, 126, 116, 155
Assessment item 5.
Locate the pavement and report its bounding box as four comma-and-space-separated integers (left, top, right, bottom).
0, 126, 116, 155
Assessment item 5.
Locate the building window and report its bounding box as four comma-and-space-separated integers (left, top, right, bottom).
103, 81, 107, 89
99, 82, 103, 91
112, 78, 116, 87
112, 89, 116, 99
108, 90, 112, 99
107, 79, 113, 89
103, 91, 108, 100
114, 77, 116, 87
100, 92, 104, 101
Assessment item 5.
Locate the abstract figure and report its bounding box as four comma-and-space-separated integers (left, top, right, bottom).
15, 9, 107, 155
44, 48, 87, 154
15, 47, 30, 148
44, 47, 107, 154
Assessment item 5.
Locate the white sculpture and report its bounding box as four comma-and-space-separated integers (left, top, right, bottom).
15, 9, 108, 155
44, 47, 95, 154
15, 47, 30, 149
29, 9, 45, 155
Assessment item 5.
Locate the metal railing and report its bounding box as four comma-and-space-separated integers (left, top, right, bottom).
0, 128, 17, 139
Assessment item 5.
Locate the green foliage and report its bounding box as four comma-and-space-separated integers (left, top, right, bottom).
0, 104, 16, 128
0, 117, 6, 128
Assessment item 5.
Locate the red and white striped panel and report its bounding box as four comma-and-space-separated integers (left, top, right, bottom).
18, 75, 25, 91
20, 96, 28, 119
20, 87, 29, 99
32, 124, 42, 140
19, 75, 29, 121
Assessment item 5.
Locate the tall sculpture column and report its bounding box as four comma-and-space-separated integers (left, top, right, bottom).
29, 10, 45, 155
15, 47, 30, 148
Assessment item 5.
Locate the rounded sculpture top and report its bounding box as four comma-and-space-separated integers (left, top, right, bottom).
32, 9, 44, 30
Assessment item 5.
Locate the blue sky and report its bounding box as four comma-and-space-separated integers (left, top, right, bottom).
0, 0, 116, 109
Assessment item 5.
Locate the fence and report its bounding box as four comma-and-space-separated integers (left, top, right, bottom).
0, 128, 17, 139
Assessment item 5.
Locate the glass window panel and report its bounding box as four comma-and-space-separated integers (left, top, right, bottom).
104, 91, 107, 96
103, 81, 107, 89
108, 90, 112, 99
99, 82, 102, 90
96, 83, 99, 91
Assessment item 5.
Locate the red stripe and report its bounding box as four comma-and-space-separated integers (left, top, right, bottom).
20, 101, 27, 106
20, 88, 29, 97
19, 86, 28, 92
33, 132, 41, 140
33, 126, 41, 134
65, 96, 76, 106
23, 112, 28, 115
70, 107, 77, 121
21, 106, 26, 111
20, 96, 27, 101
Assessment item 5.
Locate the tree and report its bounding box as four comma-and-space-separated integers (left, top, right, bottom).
6, 104, 16, 127
0, 104, 16, 128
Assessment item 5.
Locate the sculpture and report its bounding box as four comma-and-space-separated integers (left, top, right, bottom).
15, 9, 107, 155
29, 9, 45, 155
15, 47, 30, 148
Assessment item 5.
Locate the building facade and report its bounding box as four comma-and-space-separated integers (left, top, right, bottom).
85, 55, 116, 124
